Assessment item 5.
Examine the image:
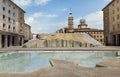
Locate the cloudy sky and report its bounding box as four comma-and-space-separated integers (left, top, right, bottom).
12, 0, 112, 34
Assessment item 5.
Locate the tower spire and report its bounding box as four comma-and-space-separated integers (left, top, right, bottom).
70, 8, 72, 13
69, 8, 72, 17
68, 8, 74, 33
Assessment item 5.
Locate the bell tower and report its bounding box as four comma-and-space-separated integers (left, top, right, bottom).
68, 9, 74, 33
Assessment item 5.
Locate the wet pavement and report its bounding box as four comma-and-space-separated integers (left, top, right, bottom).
0, 46, 120, 52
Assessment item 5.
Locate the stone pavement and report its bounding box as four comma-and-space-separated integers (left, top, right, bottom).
96, 57, 120, 68
0, 58, 120, 77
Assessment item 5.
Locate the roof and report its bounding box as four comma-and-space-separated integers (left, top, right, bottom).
25, 23, 31, 28
9, 0, 25, 13
74, 28, 103, 32
102, 0, 115, 11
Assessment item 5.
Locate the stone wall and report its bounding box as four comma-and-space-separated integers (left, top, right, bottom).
23, 33, 102, 48
25, 39, 91, 48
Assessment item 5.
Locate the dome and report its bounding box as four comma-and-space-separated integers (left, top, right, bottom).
78, 19, 88, 29
80, 19, 86, 24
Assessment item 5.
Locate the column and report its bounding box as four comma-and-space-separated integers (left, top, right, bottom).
22, 37, 24, 45
116, 35, 119, 46
105, 37, 108, 45
115, 35, 120, 46
5, 35, 8, 48
111, 35, 116, 46
10, 36, 13, 47
107, 35, 110, 45
12, 36, 15, 46
0, 34, 2, 48
20, 37, 24, 46
117, 34, 120, 46
14, 36, 19, 46
116, 51, 120, 57
13, 36, 16, 46
61, 40, 63, 47
63, 40, 67, 47
18, 36, 23, 46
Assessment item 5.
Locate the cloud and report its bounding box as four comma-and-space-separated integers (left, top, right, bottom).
74, 11, 103, 29
30, 12, 44, 18
26, 12, 58, 33
85, 11, 103, 29
26, 16, 49, 33
62, 8, 68, 12
34, 0, 51, 5
104, 0, 112, 2
12, 0, 52, 7
27, 19, 49, 33
47, 14, 58, 18
12, 0, 32, 7
30, 12, 58, 18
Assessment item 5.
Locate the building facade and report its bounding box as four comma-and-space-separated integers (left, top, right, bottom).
103, 0, 120, 46
56, 11, 104, 45
24, 24, 32, 42
0, 0, 25, 48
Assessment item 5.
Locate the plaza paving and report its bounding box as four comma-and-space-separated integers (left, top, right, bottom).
0, 46, 120, 52
0, 46, 120, 77
0, 58, 120, 77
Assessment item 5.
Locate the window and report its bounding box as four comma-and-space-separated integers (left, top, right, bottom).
94, 36, 96, 38
118, 24, 120, 28
117, 7, 119, 11
20, 23, 23, 26
8, 25, 10, 30
3, 23, 6, 29
20, 12, 23, 14
20, 17, 22, 20
3, 7, 5, 11
113, 10, 115, 14
8, 10, 11, 14
117, 15, 119, 20
112, 3, 114, 7
13, 20, 15, 24
8, 17, 11, 22
117, 0, 119, 3
13, 26, 15, 32
9, 4, 11, 7
13, 13, 15, 17
3, 0, 5, 3
113, 17, 115, 21
20, 29, 22, 32
13, 7, 15, 10
113, 26, 115, 30
3, 15, 5, 20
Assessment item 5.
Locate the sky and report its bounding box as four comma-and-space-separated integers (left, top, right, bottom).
12, 0, 112, 34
